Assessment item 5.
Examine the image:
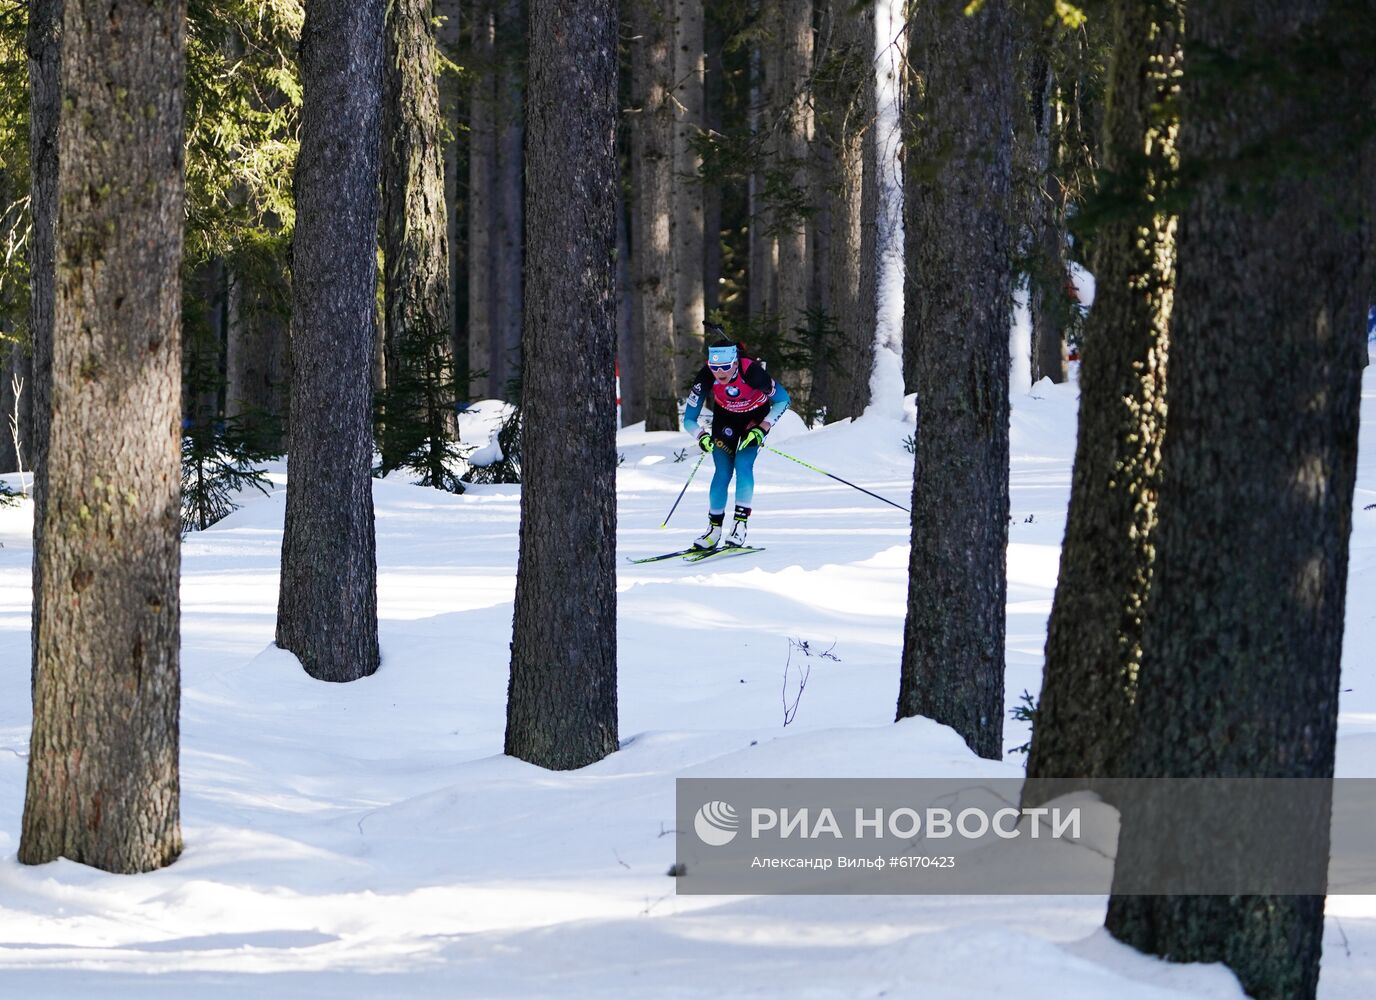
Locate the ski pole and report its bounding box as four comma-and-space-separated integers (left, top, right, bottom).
661, 451, 706, 527
763, 445, 910, 513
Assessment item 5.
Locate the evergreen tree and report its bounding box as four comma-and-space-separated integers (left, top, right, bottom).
896, 0, 1015, 761
180, 317, 275, 533
673, 0, 706, 386
630, 0, 679, 431
1024, 0, 1181, 796
382, 0, 459, 484
506, 0, 619, 770
464, 0, 524, 402
814, 0, 877, 421
771, 0, 812, 382
1104, 4, 1375, 996
21, 0, 186, 873
275, 0, 382, 683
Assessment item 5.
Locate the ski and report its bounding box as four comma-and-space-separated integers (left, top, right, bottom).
627, 547, 703, 564
681, 545, 765, 564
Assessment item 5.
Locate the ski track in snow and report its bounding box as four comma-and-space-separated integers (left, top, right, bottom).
0, 375, 1374, 999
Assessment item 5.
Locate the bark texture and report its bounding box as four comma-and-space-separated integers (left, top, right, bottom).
26, 0, 62, 689
672, 0, 705, 385
465, 0, 525, 400
615, 186, 644, 425
633, 0, 679, 431
506, 0, 619, 770
618, 7, 646, 428
225, 262, 290, 451
437, 0, 463, 364
20, 0, 186, 873
774, 0, 813, 364
1024, 0, 1180, 792
467, 0, 495, 397
276, 0, 382, 682
816, 0, 877, 421
1025, 46, 1068, 386
384, 0, 456, 465
1104, 4, 1375, 997
896, 0, 1014, 760
747, 0, 776, 324
489, 0, 525, 397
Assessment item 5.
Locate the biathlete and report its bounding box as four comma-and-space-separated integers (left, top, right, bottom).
682, 341, 791, 549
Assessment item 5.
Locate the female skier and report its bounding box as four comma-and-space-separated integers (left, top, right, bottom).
682, 341, 791, 549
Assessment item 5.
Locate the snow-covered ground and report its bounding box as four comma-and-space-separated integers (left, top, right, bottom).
1, 366, 1374, 998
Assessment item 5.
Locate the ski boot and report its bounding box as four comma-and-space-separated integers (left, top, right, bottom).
693, 512, 725, 549
724, 505, 751, 547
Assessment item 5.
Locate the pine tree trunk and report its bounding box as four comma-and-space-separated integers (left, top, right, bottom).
1025, 47, 1068, 386
437, 0, 464, 368
747, 0, 776, 325
225, 261, 290, 452
817, 0, 876, 421
384, 0, 457, 468
616, 186, 644, 425
467, 0, 496, 398
702, 7, 724, 319
183, 262, 225, 428
507, 0, 619, 770
489, 0, 525, 399
634, 0, 679, 431
26, 0, 62, 691
672, 0, 705, 385
1024, 0, 1179, 796
1104, 4, 1374, 996
774, 0, 812, 370
20, 0, 186, 873
896, 0, 1014, 761
276, 0, 383, 683
620, 7, 647, 428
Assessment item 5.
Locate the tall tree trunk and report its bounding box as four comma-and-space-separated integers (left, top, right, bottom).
1024, 0, 1179, 795
702, 6, 724, 319
1104, 4, 1375, 997
774, 0, 812, 370
276, 0, 383, 683
225, 260, 290, 452
437, 0, 464, 369
634, 0, 679, 431
747, 0, 776, 326
620, 6, 647, 427
816, 0, 876, 421
1025, 45, 1068, 386
384, 0, 457, 470
467, 0, 496, 398
673, 0, 705, 385
896, 0, 1014, 761
20, 0, 186, 873
507, 0, 619, 770
26, 0, 62, 693
489, 0, 525, 398
183, 261, 226, 428
616, 185, 644, 424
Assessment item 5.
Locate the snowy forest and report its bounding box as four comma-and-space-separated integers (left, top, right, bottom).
0, 0, 1374, 998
